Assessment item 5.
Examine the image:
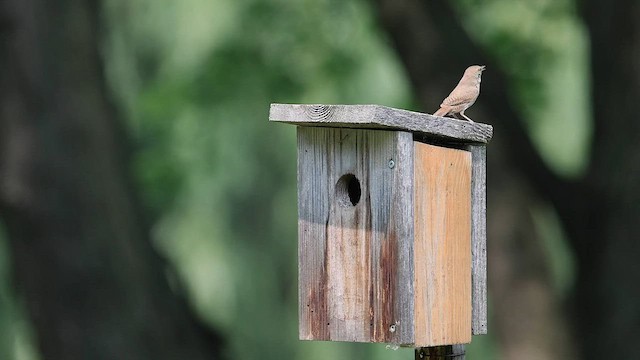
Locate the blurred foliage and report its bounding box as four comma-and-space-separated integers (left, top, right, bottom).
0, 0, 589, 358
455, 0, 591, 178
0, 225, 40, 360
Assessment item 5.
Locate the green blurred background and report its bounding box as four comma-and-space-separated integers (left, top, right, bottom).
1, 0, 638, 359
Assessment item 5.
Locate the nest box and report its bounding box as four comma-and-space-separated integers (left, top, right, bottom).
269, 104, 493, 347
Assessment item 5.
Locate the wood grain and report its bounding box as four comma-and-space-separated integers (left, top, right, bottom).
468, 145, 487, 335
413, 143, 472, 346
271, 104, 493, 144
297, 127, 415, 344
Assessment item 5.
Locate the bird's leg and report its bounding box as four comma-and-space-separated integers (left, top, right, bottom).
451, 113, 461, 120
460, 111, 474, 122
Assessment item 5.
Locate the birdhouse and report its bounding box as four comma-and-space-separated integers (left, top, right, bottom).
269, 104, 493, 347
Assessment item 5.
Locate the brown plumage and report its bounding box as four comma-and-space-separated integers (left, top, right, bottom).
433, 65, 486, 122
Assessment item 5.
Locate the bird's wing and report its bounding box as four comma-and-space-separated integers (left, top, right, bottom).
441, 86, 477, 107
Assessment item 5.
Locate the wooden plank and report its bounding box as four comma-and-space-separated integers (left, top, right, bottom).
394, 128, 416, 346
270, 104, 493, 144
297, 127, 414, 344
297, 127, 330, 341
413, 143, 472, 346
468, 145, 488, 335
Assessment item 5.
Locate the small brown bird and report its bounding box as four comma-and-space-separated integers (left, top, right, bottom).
433, 65, 486, 122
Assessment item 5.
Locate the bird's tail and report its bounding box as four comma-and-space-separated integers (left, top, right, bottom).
433, 107, 448, 117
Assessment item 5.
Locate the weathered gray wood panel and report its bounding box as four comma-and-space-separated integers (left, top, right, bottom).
271, 104, 493, 144
468, 145, 487, 335
297, 127, 415, 345
297, 127, 330, 341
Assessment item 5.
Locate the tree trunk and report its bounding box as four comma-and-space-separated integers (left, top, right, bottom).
575, 1, 640, 358
0, 1, 222, 359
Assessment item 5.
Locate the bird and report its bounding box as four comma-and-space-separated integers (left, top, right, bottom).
433, 65, 486, 122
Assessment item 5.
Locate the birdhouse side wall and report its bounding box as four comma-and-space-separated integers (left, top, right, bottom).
413, 143, 472, 346
296, 127, 415, 345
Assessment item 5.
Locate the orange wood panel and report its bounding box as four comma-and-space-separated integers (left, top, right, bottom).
413, 142, 472, 346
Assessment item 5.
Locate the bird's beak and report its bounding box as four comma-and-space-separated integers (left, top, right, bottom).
480, 65, 486, 71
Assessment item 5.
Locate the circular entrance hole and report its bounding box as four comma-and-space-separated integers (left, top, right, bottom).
335, 174, 361, 207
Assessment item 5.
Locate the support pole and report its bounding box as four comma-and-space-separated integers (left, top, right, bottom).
415, 345, 465, 359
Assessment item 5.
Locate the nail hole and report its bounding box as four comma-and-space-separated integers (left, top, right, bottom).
335, 174, 361, 207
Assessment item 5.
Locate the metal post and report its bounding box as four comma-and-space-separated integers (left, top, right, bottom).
415, 345, 465, 359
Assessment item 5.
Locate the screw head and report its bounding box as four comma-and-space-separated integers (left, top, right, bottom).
388, 159, 395, 169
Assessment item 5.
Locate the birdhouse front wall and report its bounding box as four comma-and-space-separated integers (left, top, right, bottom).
297, 127, 415, 345
296, 126, 473, 347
